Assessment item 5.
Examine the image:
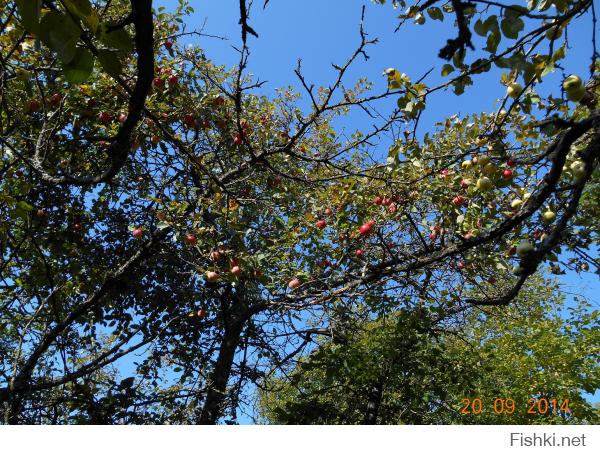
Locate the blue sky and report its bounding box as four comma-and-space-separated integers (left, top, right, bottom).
152, 0, 599, 420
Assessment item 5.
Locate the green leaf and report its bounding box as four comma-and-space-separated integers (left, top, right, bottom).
540, 60, 555, 78
427, 7, 444, 21
99, 24, 134, 51
474, 15, 498, 37
441, 64, 454, 76
39, 11, 81, 64
62, 0, 92, 18
474, 19, 486, 37
63, 0, 99, 33
97, 49, 123, 77
156, 221, 170, 230
15, 0, 41, 34
62, 47, 94, 84
16, 200, 34, 212
484, 30, 501, 53
500, 16, 524, 39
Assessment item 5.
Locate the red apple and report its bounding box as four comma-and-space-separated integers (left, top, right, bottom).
506, 158, 515, 167
373, 196, 383, 205
230, 265, 241, 276
359, 221, 375, 236
324, 208, 333, 217
387, 202, 397, 213
206, 271, 219, 282
164, 41, 173, 50
98, 112, 112, 123
456, 260, 466, 270
288, 278, 301, 289
132, 228, 143, 238
49, 93, 62, 107
210, 249, 223, 262
252, 269, 263, 278
28, 100, 41, 113
429, 232, 437, 241
233, 134, 243, 145
315, 219, 327, 229
197, 308, 207, 318
183, 114, 196, 128
153, 77, 165, 88
118, 112, 128, 123
452, 196, 466, 206
184, 234, 197, 246
502, 169, 514, 180
168, 74, 179, 86
356, 249, 364, 257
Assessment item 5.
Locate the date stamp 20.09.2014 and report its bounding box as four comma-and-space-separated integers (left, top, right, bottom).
460, 397, 571, 416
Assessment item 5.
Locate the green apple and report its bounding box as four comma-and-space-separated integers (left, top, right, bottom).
563, 74, 582, 92
542, 210, 556, 223
482, 163, 497, 176
476, 177, 493, 191
477, 155, 491, 167
15, 67, 30, 81
570, 160, 587, 181
516, 240, 534, 257
566, 85, 586, 102
545, 24, 563, 40
474, 136, 487, 147
487, 141, 504, 154
506, 82, 522, 98
461, 159, 473, 170
511, 199, 523, 209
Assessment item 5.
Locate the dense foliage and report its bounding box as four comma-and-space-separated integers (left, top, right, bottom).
259, 278, 599, 424
0, 0, 598, 424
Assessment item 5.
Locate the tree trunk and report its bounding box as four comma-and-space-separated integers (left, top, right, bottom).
363, 381, 383, 425
198, 315, 246, 424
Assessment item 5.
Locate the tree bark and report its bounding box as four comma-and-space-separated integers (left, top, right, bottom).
198, 314, 246, 424
363, 380, 384, 425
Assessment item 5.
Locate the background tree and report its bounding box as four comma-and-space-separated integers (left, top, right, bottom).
0, 0, 598, 424
258, 276, 599, 424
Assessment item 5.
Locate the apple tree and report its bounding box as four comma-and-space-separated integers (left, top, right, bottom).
0, 0, 598, 423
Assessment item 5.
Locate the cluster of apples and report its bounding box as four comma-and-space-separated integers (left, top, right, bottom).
458, 149, 513, 201
507, 74, 588, 105
152, 67, 179, 90
205, 254, 242, 283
